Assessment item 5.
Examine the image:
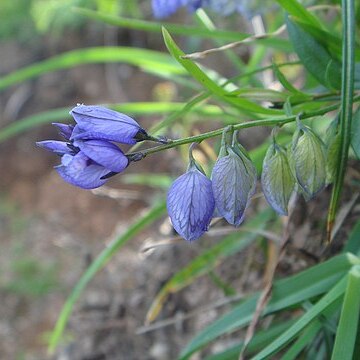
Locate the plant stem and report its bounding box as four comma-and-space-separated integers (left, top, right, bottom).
127, 95, 360, 159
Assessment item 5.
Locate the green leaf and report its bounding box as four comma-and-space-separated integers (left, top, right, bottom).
162, 27, 282, 116
351, 106, 360, 159
180, 253, 359, 359
49, 201, 167, 353
75, 8, 291, 52
331, 266, 360, 360
252, 276, 347, 360
280, 321, 322, 360
205, 319, 297, 360
146, 210, 273, 323
286, 18, 342, 90
343, 220, 360, 255
0, 47, 184, 91
272, 63, 310, 99
275, 0, 323, 28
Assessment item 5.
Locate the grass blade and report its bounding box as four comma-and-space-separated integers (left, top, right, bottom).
275, 0, 322, 28
252, 276, 347, 360
74, 7, 247, 41
179, 253, 359, 359
205, 319, 297, 360
331, 266, 360, 360
327, 0, 356, 240
162, 27, 282, 115
48, 201, 166, 353
0, 47, 184, 91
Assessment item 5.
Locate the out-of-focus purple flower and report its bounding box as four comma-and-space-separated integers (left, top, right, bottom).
70, 105, 149, 145
37, 123, 129, 189
152, 0, 187, 18
167, 159, 215, 241
151, 0, 270, 18
212, 142, 257, 226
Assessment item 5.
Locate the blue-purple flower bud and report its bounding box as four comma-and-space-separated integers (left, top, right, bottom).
167, 155, 215, 241
70, 105, 149, 145
212, 138, 257, 226
261, 142, 295, 216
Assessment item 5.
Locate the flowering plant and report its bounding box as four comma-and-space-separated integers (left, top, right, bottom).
1, 0, 360, 358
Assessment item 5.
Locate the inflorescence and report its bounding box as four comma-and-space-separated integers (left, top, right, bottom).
37, 105, 328, 242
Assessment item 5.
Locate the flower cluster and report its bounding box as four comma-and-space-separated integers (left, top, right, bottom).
38, 106, 327, 243
37, 105, 155, 189
167, 130, 257, 241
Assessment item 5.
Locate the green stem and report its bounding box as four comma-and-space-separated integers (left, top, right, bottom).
128, 96, 360, 159
327, 0, 355, 241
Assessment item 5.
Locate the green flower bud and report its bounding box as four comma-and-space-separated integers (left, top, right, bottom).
291, 124, 326, 199
261, 142, 295, 215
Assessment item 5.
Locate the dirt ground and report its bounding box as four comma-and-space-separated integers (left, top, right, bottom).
1, 23, 359, 360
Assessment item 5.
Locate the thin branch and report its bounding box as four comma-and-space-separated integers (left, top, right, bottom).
181, 25, 286, 60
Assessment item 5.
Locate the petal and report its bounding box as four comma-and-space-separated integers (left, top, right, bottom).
52, 123, 74, 140
70, 105, 143, 144
212, 148, 257, 226
36, 140, 72, 155
55, 152, 109, 189
74, 139, 129, 173
167, 168, 215, 241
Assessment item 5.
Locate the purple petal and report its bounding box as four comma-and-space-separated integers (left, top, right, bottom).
36, 140, 72, 155
74, 139, 128, 173
212, 148, 257, 226
70, 105, 143, 144
52, 123, 74, 140
167, 168, 215, 241
55, 152, 109, 189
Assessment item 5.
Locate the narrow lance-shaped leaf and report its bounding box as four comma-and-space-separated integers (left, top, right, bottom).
286, 18, 342, 90
261, 141, 295, 215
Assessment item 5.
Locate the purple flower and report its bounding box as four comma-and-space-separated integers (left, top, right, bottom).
37, 124, 129, 189
152, 0, 188, 18
151, 0, 266, 18
167, 162, 215, 241
70, 105, 149, 144
211, 144, 257, 226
